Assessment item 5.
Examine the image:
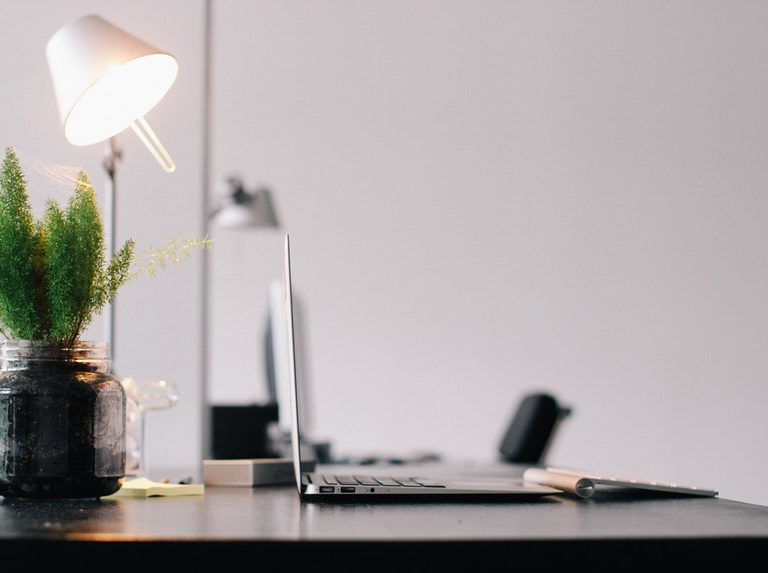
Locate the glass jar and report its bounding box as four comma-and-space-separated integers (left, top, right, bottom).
122, 377, 179, 477
0, 341, 125, 498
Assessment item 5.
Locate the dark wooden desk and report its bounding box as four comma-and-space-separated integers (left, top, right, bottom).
1, 482, 767, 565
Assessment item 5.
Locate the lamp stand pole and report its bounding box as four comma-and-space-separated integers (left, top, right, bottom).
102, 137, 122, 366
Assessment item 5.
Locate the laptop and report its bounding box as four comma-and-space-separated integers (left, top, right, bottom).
283, 234, 558, 498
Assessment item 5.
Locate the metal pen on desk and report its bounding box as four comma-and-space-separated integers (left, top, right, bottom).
523, 468, 595, 499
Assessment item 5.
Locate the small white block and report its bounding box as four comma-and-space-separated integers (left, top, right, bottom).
203, 458, 315, 486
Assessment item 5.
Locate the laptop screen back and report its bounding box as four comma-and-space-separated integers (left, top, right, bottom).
283, 234, 304, 492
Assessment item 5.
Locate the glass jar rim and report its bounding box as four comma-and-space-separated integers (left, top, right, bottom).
0, 340, 110, 361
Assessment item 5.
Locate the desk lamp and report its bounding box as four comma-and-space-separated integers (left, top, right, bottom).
46, 14, 179, 357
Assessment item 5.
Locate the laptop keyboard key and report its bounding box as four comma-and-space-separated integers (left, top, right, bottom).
323, 476, 338, 485
374, 477, 402, 487
397, 478, 424, 487
354, 476, 380, 486
335, 476, 359, 485
413, 478, 446, 488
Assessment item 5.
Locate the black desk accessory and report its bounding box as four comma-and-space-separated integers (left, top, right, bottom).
498, 393, 571, 464
210, 403, 279, 459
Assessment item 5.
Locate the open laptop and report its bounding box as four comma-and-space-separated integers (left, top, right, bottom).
283, 234, 558, 498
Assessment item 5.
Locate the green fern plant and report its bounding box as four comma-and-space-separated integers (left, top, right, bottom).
0, 146, 190, 347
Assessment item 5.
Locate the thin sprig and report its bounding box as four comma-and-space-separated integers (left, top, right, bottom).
132, 236, 212, 278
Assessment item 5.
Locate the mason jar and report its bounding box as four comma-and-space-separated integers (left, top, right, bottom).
0, 341, 126, 498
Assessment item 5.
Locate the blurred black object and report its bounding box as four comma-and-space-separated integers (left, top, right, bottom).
210, 404, 279, 459
498, 393, 571, 464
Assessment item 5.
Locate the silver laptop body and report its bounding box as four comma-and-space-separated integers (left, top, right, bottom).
283, 234, 557, 498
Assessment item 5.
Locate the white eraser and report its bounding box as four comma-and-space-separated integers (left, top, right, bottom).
203, 458, 315, 487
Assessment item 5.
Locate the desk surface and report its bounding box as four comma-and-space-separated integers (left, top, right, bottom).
2, 465, 768, 563
2, 485, 767, 541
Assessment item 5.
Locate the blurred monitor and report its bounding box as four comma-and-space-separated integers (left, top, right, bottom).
265, 279, 311, 435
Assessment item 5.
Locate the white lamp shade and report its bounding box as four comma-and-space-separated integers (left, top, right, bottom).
46, 14, 178, 146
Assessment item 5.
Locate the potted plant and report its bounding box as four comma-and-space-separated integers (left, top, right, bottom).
0, 147, 197, 498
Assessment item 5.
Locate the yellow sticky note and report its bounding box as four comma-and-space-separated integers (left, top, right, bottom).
106, 477, 205, 498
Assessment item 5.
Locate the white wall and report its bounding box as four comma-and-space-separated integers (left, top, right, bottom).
6, 0, 762, 505
210, 0, 768, 505
0, 0, 206, 476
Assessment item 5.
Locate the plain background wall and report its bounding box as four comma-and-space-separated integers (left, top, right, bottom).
0, 0, 206, 476
209, 0, 768, 506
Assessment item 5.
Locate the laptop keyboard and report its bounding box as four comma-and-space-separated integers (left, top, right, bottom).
321, 475, 446, 488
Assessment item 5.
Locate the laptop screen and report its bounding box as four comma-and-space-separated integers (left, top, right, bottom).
283, 234, 304, 492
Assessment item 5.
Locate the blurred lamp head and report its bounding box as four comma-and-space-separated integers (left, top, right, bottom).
210, 177, 280, 230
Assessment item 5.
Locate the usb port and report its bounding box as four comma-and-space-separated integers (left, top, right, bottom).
319, 486, 334, 493
340, 486, 355, 493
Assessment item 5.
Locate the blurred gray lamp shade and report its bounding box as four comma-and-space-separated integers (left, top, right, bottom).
210, 177, 280, 230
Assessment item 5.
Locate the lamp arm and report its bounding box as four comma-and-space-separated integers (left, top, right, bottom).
131, 117, 176, 173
